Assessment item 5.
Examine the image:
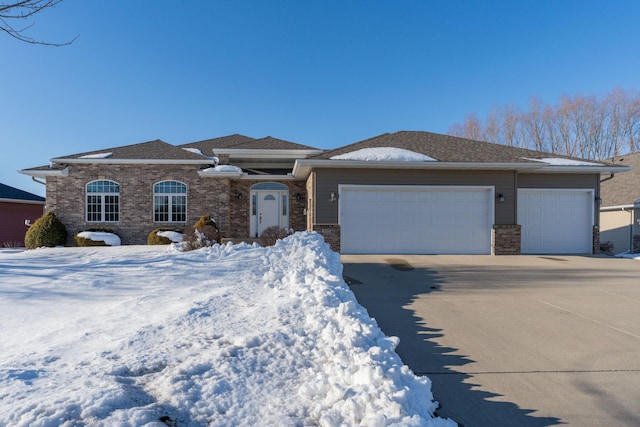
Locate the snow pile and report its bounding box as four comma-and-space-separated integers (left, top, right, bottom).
201, 164, 243, 173
0, 233, 454, 426
157, 230, 183, 243
77, 231, 121, 246
79, 152, 113, 159
522, 157, 603, 166
331, 147, 438, 162
615, 252, 640, 260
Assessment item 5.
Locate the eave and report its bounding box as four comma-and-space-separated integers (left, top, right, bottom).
292, 159, 632, 179
0, 198, 45, 205
213, 149, 324, 160
19, 167, 69, 178
50, 158, 212, 165
197, 170, 295, 181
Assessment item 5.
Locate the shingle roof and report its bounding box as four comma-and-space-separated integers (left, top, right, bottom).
0, 183, 45, 202
178, 134, 257, 151
179, 134, 318, 154
313, 131, 605, 163
226, 136, 318, 150
53, 140, 207, 161
600, 152, 640, 206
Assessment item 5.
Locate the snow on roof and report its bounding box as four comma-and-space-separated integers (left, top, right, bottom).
79, 152, 113, 159
330, 147, 438, 162
201, 164, 243, 173
522, 157, 604, 166
182, 147, 219, 163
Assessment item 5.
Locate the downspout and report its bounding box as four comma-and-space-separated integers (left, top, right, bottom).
31, 176, 46, 186
600, 173, 615, 183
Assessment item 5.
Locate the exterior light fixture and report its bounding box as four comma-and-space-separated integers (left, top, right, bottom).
330, 192, 338, 202
498, 193, 505, 203
595, 196, 602, 205
296, 193, 302, 201
237, 192, 243, 200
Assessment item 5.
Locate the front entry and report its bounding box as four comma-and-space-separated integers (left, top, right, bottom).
250, 183, 289, 238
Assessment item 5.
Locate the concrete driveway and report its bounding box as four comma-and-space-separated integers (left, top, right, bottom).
342, 255, 640, 427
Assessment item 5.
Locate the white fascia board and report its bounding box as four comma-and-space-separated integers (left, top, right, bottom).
215, 149, 323, 160
292, 159, 544, 178
0, 198, 46, 205
19, 167, 69, 177
292, 159, 633, 179
600, 204, 636, 211
521, 165, 633, 174
197, 170, 244, 178
50, 158, 211, 165
240, 174, 295, 181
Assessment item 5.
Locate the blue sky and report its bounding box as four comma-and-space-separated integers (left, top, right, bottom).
2, 0, 639, 197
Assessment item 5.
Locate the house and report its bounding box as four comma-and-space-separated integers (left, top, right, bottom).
599, 152, 640, 253
0, 183, 45, 247
20, 131, 629, 255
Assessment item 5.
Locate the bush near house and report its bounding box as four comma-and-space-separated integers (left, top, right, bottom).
74, 228, 119, 247
147, 228, 182, 245
259, 226, 293, 247
24, 212, 67, 249
182, 215, 221, 251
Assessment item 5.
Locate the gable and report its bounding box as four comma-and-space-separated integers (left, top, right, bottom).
600, 152, 640, 207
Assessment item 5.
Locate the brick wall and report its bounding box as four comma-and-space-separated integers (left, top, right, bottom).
46, 165, 308, 245
592, 225, 600, 255
493, 224, 521, 255
47, 164, 231, 245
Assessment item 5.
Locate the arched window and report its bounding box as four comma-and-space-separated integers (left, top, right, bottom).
86, 180, 120, 222
153, 180, 187, 223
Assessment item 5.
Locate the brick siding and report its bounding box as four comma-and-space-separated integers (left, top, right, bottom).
46, 164, 307, 245
493, 224, 521, 255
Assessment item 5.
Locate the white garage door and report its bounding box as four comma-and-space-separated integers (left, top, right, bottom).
518, 189, 593, 254
340, 186, 493, 254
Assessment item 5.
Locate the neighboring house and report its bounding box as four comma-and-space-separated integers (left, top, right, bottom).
0, 183, 45, 247
20, 131, 629, 255
599, 152, 640, 253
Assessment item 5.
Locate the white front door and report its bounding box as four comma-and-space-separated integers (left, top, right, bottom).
257, 191, 280, 236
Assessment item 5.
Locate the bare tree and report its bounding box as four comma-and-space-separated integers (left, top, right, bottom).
448, 88, 640, 160
1, 0, 76, 45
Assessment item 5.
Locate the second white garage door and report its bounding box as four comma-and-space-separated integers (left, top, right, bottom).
340, 185, 493, 254
518, 189, 594, 254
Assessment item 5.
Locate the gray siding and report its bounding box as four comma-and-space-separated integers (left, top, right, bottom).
518, 173, 598, 189
313, 168, 517, 225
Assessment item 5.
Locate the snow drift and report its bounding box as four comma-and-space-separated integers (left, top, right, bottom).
0, 233, 455, 426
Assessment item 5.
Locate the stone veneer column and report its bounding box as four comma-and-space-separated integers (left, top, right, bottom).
311, 224, 341, 253
492, 225, 521, 255
592, 225, 600, 255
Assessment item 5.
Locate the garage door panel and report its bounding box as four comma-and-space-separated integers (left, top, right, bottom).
518, 189, 592, 254
340, 186, 492, 254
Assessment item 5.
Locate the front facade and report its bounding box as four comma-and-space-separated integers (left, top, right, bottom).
0, 183, 45, 247
21, 131, 628, 254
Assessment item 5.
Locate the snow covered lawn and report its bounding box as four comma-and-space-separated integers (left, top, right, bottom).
0, 233, 455, 426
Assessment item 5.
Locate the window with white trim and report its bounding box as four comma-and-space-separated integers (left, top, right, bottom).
86, 180, 120, 222
153, 180, 187, 223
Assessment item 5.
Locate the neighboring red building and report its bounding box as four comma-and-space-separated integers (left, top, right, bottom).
0, 183, 45, 247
